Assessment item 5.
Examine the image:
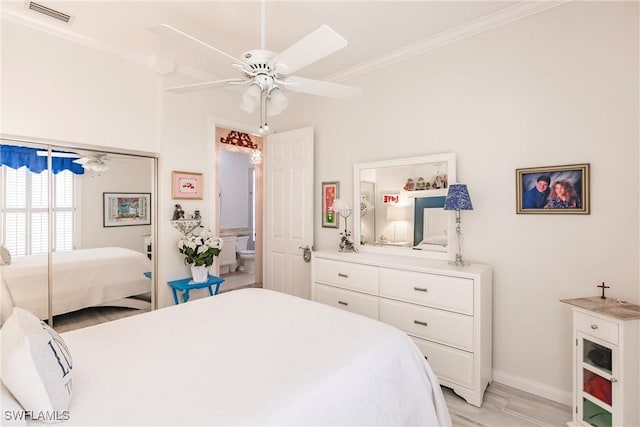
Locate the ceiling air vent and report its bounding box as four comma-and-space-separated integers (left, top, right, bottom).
27, 1, 72, 23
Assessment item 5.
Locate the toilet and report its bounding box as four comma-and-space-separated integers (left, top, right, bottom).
236, 235, 255, 274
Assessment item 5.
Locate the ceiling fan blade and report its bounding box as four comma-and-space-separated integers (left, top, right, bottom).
270, 25, 347, 75
278, 77, 361, 99
73, 158, 89, 165
35, 151, 80, 158
165, 78, 249, 94
151, 24, 244, 66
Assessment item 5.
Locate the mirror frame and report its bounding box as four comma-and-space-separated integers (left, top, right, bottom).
352, 152, 456, 260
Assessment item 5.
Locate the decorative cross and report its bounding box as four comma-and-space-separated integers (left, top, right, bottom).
597, 282, 610, 299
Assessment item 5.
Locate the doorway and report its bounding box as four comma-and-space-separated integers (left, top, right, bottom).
215, 127, 263, 292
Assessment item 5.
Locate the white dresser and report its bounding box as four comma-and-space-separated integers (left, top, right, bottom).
311, 250, 492, 407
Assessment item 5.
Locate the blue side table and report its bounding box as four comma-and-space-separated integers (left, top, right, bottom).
167, 275, 225, 304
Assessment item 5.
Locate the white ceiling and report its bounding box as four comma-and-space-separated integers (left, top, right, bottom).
1, 1, 560, 86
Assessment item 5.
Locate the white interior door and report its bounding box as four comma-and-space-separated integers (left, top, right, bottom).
264, 127, 314, 299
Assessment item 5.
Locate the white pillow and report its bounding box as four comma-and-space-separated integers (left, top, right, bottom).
0, 245, 10, 265
0, 307, 73, 421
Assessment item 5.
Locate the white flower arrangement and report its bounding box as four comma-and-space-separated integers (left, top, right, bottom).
177, 227, 223, 267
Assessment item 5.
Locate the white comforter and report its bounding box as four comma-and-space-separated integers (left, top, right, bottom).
50, 289, 451, 426
2, 247, 151, 319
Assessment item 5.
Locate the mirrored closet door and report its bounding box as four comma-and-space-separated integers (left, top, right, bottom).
0, 137, 157, 332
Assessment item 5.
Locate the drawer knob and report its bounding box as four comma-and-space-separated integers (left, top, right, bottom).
413, 287, 428, 292
591, 324, 599, 330
338, 273, 349, 278
414, 320, 428, 327
338, 300, 349, 306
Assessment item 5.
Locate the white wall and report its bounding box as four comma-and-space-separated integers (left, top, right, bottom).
0, 19, 160, 153
278, 2, 639, 403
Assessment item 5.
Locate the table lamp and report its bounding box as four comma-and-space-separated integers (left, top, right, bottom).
443, 184, 473, 266
386, 205, 408, 242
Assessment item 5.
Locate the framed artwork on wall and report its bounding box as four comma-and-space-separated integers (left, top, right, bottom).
322, 181, 339, 228
516, 163, 590, 214
172, 171, 203, 200
103, 192, 151, 227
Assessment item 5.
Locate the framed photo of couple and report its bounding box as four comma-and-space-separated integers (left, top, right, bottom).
516, 163, 590, 214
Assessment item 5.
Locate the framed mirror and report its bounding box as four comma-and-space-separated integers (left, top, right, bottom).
352, 152, 456, 260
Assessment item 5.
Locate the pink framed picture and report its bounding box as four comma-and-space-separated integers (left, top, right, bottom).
172, 171, 203, 200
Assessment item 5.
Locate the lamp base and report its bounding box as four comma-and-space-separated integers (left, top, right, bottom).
448, 253, 469, 267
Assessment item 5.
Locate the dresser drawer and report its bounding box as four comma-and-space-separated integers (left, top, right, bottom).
411, 337, 474, 388
575, 311, 618, 345
380, 268, 473, 315
380, 298, 473, 351
314, 258, 378, 295
313, 283, 379, 320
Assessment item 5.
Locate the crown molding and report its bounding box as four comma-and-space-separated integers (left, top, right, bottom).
325, 1, 569, 84
0, 5, 152, 69
1, 1, 569, 84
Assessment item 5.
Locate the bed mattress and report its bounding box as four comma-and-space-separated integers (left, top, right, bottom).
44, 288, 450, 426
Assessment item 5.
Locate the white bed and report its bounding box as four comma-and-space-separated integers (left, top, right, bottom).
34, 288, 451, 426
1, 247, 151, 320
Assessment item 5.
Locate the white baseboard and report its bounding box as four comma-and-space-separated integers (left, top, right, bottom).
492, 369, 572, 406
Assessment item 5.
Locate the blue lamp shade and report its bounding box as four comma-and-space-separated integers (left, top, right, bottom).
444, 184, 474, 211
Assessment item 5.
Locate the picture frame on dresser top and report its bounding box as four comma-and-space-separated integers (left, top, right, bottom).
353, 153, 456, 262
311, 249, 492, 407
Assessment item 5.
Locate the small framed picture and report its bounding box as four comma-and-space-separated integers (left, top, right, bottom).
172, 171, 203, 200
516, 163, 590, 214
103, 192, 151, 227
322, 181, 339, 228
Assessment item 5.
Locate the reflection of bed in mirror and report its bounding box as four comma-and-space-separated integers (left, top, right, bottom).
414, 208, 449, 252
1, 247, 151, 320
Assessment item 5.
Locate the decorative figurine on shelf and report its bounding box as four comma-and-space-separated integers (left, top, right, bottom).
415, 177, 426, 191
403, 178, 414, 191
173, 204, 185, 220
192, 210, 201, 221
425, 181, 431, 190
443, 174, 448, 188
433, 175, 444, 189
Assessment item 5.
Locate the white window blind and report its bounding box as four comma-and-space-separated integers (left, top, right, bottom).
1, 166, 76, 256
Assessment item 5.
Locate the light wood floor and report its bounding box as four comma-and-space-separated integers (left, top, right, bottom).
444, 383, 571, 426
52, 289, 572, 426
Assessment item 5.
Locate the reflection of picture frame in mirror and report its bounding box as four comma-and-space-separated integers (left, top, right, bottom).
516, 163, 590, 214
103, 192, 151, 227
322, 181, 339, 228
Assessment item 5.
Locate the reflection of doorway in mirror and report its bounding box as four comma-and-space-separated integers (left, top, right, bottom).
359, 181, 375, 244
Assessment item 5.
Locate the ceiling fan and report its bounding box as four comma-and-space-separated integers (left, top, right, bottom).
152, 1, 361, 133
72, 152, 111, 172
36, 150, 112, 173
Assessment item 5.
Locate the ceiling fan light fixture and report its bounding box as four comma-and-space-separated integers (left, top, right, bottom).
268, 87, 288, 116
241, 83, 262, 113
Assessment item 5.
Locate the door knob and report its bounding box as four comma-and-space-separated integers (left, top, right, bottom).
299, 245, 312, 263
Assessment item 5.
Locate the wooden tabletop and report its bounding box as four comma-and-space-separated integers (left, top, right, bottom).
561, 296, 640, 320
